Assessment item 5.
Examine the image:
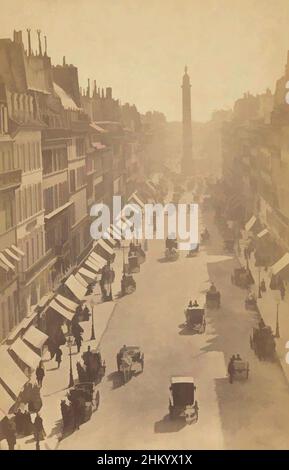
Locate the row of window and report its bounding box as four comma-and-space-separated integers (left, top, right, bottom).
46, 215, 69, 251
15, 141, 41, 173
0, 193, 14, 235
43, 147, 68, 175
15, 183, 43, 223
69, 166, 86, 193
0, 291, 19, 342
44, 182, 69, 215
19, 229, 45, 272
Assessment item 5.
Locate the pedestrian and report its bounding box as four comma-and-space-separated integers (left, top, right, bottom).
280, 284, 285, 300
82, 305, 90, 321
260, 278, 266, 292
34, 413, 46, 450
4, 419, 16, 450
36, 361, 45, 388
75, 334, 83, 353
55, 347, 62, 368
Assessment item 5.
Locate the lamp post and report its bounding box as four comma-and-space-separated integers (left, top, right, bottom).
67, 333, 74, 388
90, 303, 95, 340
258, 266, 262, 299
275, 302, 280, 338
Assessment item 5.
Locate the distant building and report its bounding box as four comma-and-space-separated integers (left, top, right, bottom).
181, 66, 193, 174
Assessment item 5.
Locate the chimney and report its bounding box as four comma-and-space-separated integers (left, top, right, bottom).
26, 29, 31, 55
44, 35, 47, 55
106, 87, 112, 99
93, 80, 97, 97
37, 29, 42, 56
13, 30, 23, 45
63, 56, 66, 66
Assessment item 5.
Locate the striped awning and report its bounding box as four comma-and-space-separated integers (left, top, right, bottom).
0, 245, 25, 272
75, 272, 89, 287
55, 294, 78, 311
9, 338, 41, 371
79, 267, 97, 280
49, 299, 75, 321
0, 347, 28, 398
64, 275, 87, 301
22, 326, 48, 350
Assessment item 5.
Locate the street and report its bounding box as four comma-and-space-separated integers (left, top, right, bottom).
59, 207, 289, 450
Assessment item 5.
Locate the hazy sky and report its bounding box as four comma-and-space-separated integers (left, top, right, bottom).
1, 0, 289, 121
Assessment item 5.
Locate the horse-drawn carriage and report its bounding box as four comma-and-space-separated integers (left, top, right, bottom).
116, 346, 144, 384
200, 229, 210, 243
228, 356, 249, 383
224, 239, 235, 253
245, 292, 258, 311
206, 289, 221, 309
77, 348, 106, 384
128, 248, 141, 273
61, 382, 100, 434
188, 243, 199, 257
169, 377, 199, 424
250, 325, 276, 361
231, 267, 254, 288
185, 302, 206, 333
121, 274, 136, 295
165, 247, 179, 261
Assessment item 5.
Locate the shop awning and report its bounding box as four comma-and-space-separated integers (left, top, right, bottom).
85, 259, 101, 273
0, 382, 15, 415
75, 272, 89, 287
90, 251, 107, 267
245, 216, 257, 232
0, 347, 28, 398
11, 245, 25, 256
50, 299, 75, 321
107, 225, 124, 239
4, 248, 20, 262
271, 253, 289, 278
98, 239, 114, 255
0, 252, 15, 270
257, 228, 269, 239
22, 326, 48, 350
103, 233, 118, 247
65, 275, 87, 301
9, 338, 40, 371
79, 267, 97, 280
129, 193, 145, 209
55, 294, 78, 311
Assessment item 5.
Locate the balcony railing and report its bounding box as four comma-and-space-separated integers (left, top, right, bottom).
0, 169, 22, 191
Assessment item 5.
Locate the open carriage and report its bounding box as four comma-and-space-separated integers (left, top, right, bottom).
250, 325, 276, 361
206, 290, 221, 309
185, 302, 206, 333
61, 382, 100, 434
169, 377, 199, 424
228, 357, 249, 383
121, 274, 136, 295
165, 247, 179, 261
116, 346, 144, 384
231, 267, 254, 288
80, 348, 106, 384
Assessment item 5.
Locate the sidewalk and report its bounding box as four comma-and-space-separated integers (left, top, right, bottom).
237, 233, 289, 384
4, 248, 126, 450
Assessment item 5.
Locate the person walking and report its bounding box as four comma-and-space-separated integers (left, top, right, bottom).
55, 348, 63, 369
5, 420, 16, 450
34, 413, 46, 450
36, 361, 45, 388
75, 334, 83, 354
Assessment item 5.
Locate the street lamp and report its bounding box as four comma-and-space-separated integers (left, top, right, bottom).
275, 302, 280, 338
258, 266, 262, 299
90, 304, 95, 340
67, 333, 74, 388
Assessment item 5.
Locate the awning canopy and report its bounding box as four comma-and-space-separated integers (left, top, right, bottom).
257, 228, 269, 239
9, 338, 40, 371
22, 326, 48, 350
271, 253, 289, 278
0, 244, 25, 272
91, 250, 108, 266
49, 299, 75, 321
85, 259, 101, 273
78, 267, 97, 280
128, 193, 145, 209
0, 382, 15, 415
0, 347, 28, 398
75, 272, 89, 287
245, 216, 257, 232
65, 275, 87, 301
107, 225, 125, 239
103, 233, 118, 247
55, 294, 78, 311
96, 238, 115, 256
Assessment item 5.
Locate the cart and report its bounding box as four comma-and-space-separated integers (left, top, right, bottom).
116, 346, 144, 383
185, 303, 206, 333
250, 326, 276, 361
169, 377, 198, 424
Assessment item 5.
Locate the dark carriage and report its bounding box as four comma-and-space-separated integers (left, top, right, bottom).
228, 358, 249, 383
250, 325, 276, 361
188, 243, 199, 257
185, 304, 206, 333
128, 252, 140, 273
245, 294, 258, 311
61, 382, 100, 434
116, 346, 144, 384
224, 239, 235, 252
169, 377, 199, 424
165, 247, 179, 261
206, 290, 221, 309
79, 348, 106, 384
231, 267, 254, 288
121, 274, 136, 295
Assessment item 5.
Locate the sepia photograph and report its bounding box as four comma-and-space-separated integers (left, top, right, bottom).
0, 0, 289, 454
